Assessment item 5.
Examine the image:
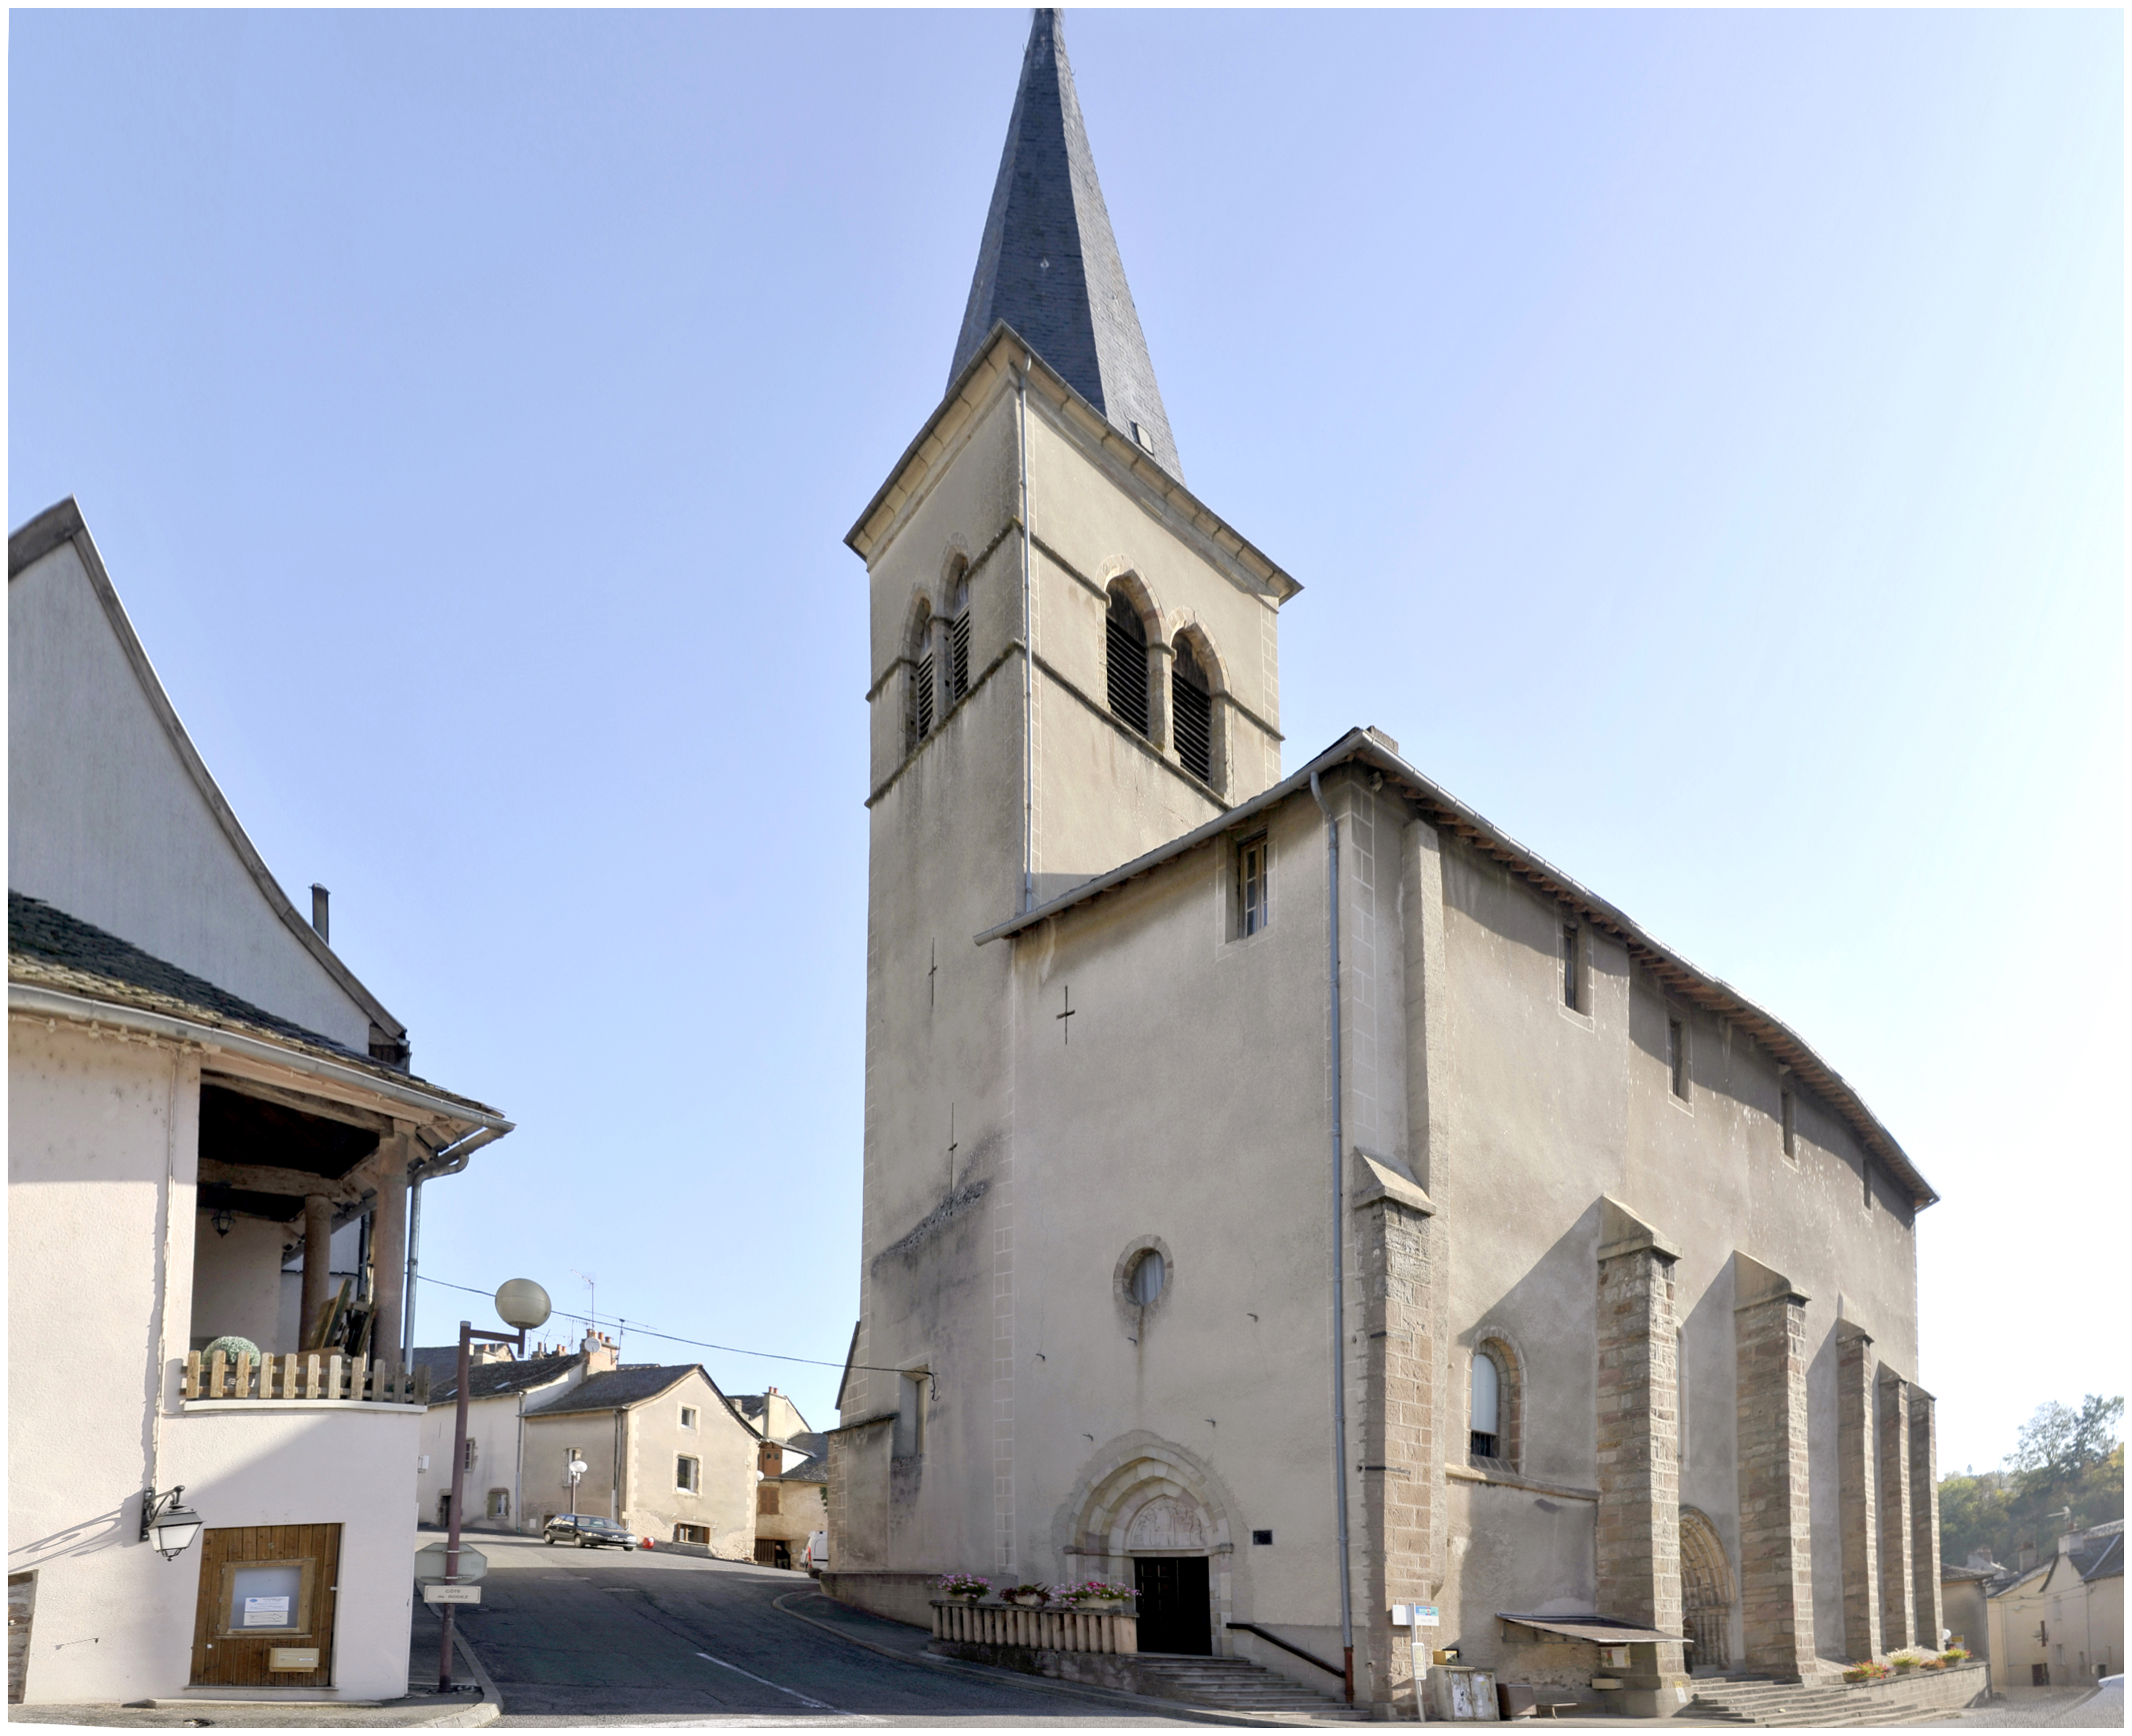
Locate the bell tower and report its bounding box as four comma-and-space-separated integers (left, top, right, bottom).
836, 8, 1299, 1578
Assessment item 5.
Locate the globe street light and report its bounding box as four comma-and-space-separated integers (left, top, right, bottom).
435, 1279, 551, 1695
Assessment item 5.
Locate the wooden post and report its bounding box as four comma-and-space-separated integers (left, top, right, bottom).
370, 1133, 412, 1371
301, 1194, 333, 1347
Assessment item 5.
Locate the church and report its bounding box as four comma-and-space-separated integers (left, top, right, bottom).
825, 12, 1944, 1718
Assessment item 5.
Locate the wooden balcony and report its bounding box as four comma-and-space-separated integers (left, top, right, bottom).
183, 1348, 429, 1405
930, 1598, 1138, 1654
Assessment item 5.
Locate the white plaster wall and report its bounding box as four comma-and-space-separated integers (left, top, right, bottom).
190, 1213, 287, 1352
9, 541, 375, 1050
9, 1021, 418, 1702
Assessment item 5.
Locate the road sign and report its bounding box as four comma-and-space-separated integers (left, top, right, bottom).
1391, 1604, 1441, 1628
423, 1584, 481, 1605
414, 1541, 488, 1584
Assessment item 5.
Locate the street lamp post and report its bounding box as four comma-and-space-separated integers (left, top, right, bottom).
437, 1279, 550, 1695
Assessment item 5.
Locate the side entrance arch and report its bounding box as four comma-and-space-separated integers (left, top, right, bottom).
1679, 1507, 1735, 1673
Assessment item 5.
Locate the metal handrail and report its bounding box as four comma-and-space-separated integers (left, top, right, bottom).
1226, 1621, 1347, 1681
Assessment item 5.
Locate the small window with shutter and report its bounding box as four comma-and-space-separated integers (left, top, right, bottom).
1106, 587, 1149, 737
1172, 636, 1213, 784
1234, 833, 1270, 939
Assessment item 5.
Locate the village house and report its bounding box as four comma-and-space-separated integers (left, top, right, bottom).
734, 1391, 827, 1570
519, 1365, 760, 1555
413, 1342, 595, 1533
827, 12, 1947, 1718
8, 499, 512, 1705
1986, 1522, 2122, 1691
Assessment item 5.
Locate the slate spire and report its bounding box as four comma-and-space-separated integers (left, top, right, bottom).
950, 9, 1183, 480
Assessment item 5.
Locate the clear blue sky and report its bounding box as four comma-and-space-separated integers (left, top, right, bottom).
10, 10, 2120, 1475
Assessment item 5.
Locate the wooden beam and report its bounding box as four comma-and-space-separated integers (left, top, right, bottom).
198, 1158, 365, 1204
200, 1071, 399, 1136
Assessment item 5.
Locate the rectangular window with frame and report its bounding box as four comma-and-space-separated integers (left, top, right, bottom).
676, 1455, 701, 1493
1667, 1018, 1688, 1100
1235, 832, 1270, 939
680, 1406, 698, 1430
1562, 922, 1582, 1011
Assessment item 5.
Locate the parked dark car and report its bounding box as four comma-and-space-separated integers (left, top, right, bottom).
543, 1514, 638, 1550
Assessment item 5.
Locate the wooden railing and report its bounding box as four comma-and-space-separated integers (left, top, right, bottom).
184, 1349, 429, 1405
931, 1599, 1138, 1654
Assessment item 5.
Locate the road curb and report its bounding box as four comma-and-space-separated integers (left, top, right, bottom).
447, 1629, 505, 1719
774, 1590, 1299, 1725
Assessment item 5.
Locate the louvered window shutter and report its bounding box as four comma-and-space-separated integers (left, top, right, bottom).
1172, 639, 1212, 784
1105, 591, 1149, 736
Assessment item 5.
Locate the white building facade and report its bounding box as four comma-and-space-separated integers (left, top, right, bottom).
9, 500, 511, 1705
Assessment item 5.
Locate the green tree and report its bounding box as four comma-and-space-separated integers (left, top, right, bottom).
1940, 1396, 2122, 1572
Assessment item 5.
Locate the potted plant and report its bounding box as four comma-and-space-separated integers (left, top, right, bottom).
1057, 1579, 1134, 1605
1888, 1648, 1924, 1674
1002, 1583, 1052, 1606
936, 1573, 991, 1602
1941, 1647, 1970, 1666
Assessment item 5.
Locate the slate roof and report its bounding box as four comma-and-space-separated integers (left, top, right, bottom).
2074, 1532, 2123, 1582
733, 1394, 816, 1440
527, 1364, 707, 1417
950, 9, 1182, 480
8, 893, 501, 1118
424, 1353, 578, 1408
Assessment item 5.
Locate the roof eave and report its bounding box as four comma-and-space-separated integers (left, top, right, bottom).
842, 324, 1300, 605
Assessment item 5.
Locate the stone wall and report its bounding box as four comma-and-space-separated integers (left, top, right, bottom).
1733, 1260, 1816, 1678
1835, 1329, 1881, 1662
1594, 1201, 1684, 1704
1877, 1371, 1914, 1649
1908, 1391, 1943, 1648
1356, 1191, 1436, 1715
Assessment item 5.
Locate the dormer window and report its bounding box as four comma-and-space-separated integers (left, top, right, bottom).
1172, 636, 1212, 784
1106, 586, 1149, 736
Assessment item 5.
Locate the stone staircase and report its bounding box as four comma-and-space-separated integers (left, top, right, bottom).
1124, 1654, 1367, 1720
1684, 1674, 1960, 1727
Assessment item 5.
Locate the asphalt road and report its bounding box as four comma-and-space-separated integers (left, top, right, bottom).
445, 1535, 1218, 1726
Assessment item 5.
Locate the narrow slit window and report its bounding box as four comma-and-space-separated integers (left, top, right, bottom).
1562, 922, 1581, 1011
1780, 1089, 1795, 1158
1172, 636, 1213, 784
1668, 1018, 1687, 1099
1236, 833, 1269, 938
1105, 587, 1149, 737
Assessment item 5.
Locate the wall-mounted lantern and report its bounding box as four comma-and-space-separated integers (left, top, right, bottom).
140, 1486, 204, 1560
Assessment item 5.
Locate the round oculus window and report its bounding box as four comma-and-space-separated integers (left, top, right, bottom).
1126, 1248, 1166, 1307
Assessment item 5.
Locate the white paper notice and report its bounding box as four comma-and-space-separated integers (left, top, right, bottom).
243, 1597, 292, 1627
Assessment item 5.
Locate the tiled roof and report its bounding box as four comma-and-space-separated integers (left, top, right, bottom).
2076, 1533, 2122, 1582
8, 893, 498, 1116
425, 1354, 578, 1407
527, 1365, 701, 1416
949, 10, 1181, 480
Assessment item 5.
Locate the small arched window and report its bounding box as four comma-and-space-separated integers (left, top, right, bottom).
1470, 1337, 1522, 1468
1126, 1248, 1165, 1306
1106, 586, 1149, 737
1470, 1353, 1500, 1459
945, 567, 972, 705
1172, 635, 1213, 784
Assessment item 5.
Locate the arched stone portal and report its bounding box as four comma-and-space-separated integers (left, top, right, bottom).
1052, 1434, 1238, 1658
1680, 1507, 1735, 1672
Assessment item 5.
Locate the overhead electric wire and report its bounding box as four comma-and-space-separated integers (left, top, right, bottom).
415, 1273, 904, 1376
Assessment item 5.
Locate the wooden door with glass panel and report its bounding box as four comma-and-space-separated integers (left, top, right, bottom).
189, 1525, 340, 1687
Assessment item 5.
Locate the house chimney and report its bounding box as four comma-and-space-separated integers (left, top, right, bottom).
311, 884, 330, 942
2018, 1542, 2038, 1571
582, 1330, 618, 1376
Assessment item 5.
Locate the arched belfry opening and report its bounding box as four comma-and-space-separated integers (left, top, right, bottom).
1679, 1506, 1735, 1673
1171, 632, 1215, 788
1105, 584, 1150, 738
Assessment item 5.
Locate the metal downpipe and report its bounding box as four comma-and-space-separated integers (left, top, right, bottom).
1312, 769, 1356, 1702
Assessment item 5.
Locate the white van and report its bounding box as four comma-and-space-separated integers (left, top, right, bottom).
803, 1530, 829, 1577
